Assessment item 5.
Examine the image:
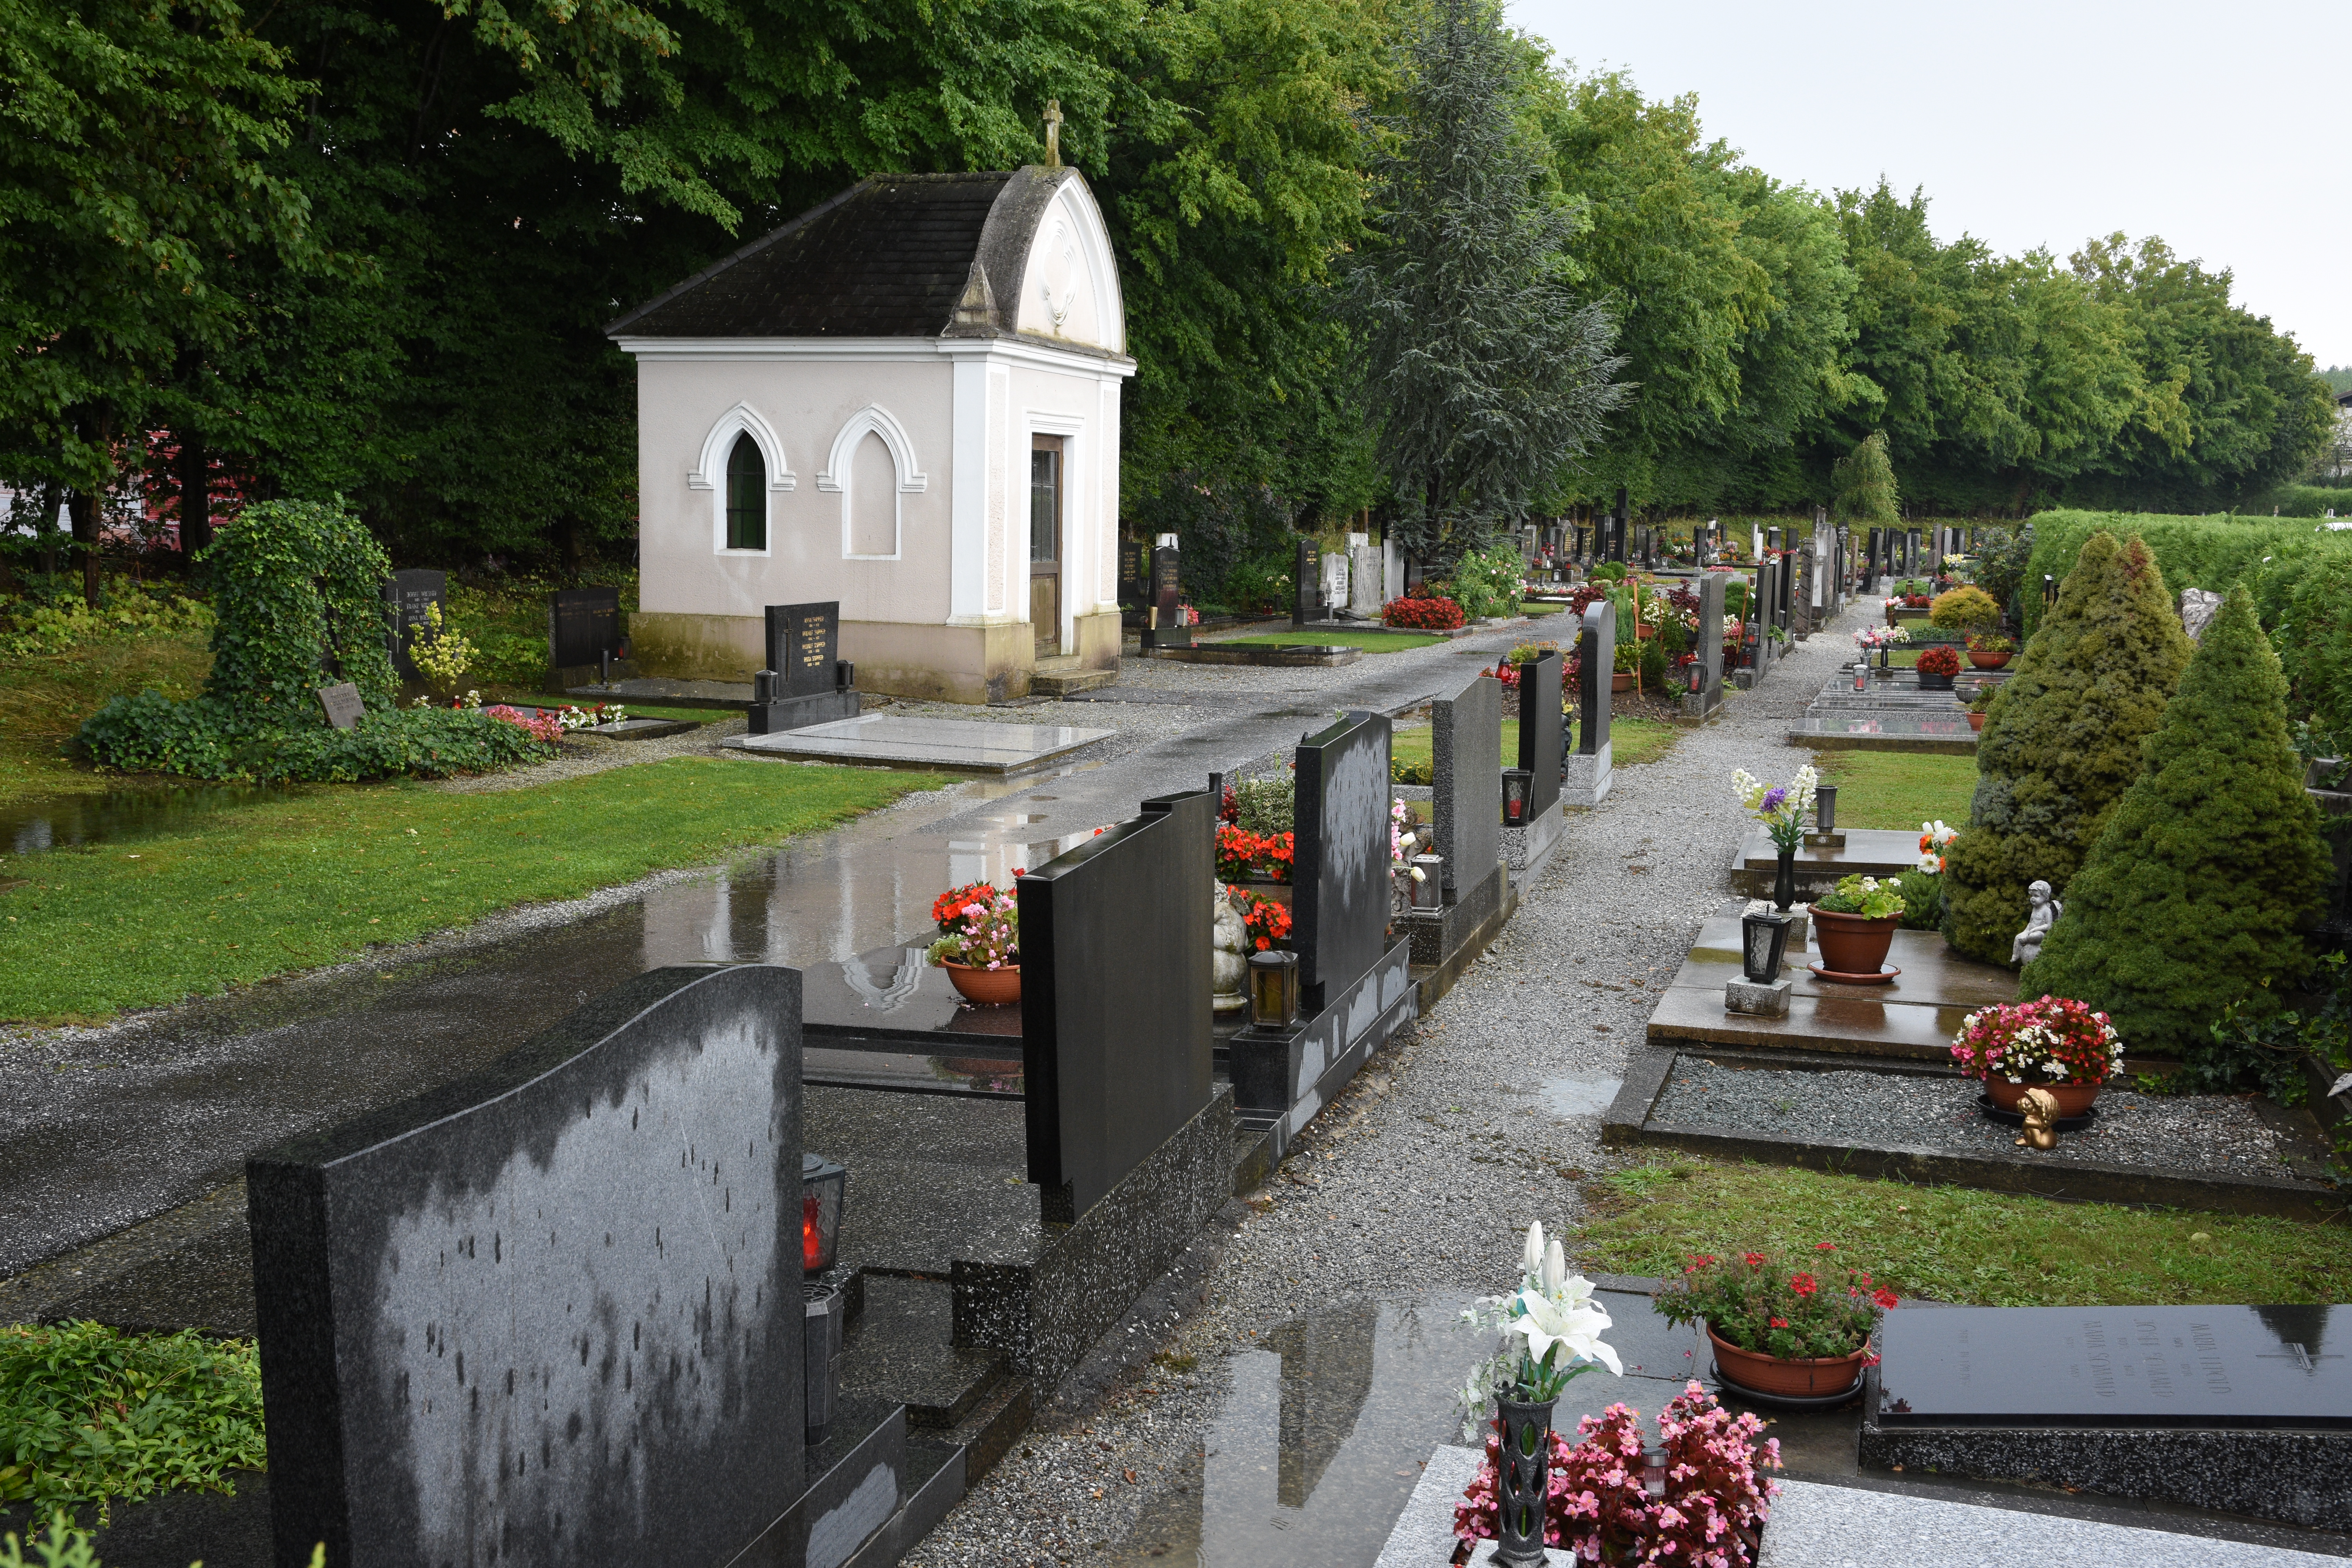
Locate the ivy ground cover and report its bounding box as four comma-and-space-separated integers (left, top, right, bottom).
0, 758, 946, 1024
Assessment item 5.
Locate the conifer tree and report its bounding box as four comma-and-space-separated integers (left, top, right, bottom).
1940, 532, 2191, 962
2021, 586, 2327, 1050
1829, 431, 1899, 529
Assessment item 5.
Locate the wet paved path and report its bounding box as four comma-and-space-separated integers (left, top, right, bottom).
0, 626, 1537, 1278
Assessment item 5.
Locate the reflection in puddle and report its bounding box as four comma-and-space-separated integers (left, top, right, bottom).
1543, 1072, 1622, 1118
1107, 1294, 1477, 1566
2, 784, 300, 857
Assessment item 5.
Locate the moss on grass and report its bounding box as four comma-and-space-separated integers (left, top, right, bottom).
0, 757, 946, 1023
1575, 1158, 2349, 1307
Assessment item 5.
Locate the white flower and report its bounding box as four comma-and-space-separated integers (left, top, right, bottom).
1915, 853, 1942, 874
1508, 1280, 1623, 1376
1521, 1221, 1547, 1284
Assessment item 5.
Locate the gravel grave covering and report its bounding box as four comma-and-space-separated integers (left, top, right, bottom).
1650, 1058, 2303, 1176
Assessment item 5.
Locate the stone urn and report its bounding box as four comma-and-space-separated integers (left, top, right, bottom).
1212, 880, 1250, 1013
1809, 905, 1900, 976
1707, 1327, 1869, 1399
1985, 1076, 2104, 1118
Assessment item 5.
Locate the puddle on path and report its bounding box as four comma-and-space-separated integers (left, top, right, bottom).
2, 785, 299, 857
1542, 1072, 1623, 1119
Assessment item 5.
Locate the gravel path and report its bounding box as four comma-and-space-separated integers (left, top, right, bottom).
904, 600, 1876, 1567
1651, 1059, 2303, 1176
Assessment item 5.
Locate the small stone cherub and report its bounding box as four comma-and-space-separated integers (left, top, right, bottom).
2015, 1087, 2060, 1151
2011, 879, 2062, 965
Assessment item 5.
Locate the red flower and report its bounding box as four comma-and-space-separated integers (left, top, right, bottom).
1742, 1252, 1766, 1267
1789, 1273, 1818, 1297
1813, 1241, 1837, 1251
1873, 1287, 1900, 1309
1768, 1317, 1788, 1329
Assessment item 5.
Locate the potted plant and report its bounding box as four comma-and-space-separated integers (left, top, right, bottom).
1961, 682, 1996, 731
1457, 1222, 1621, 1566
1809, 873, 1906, 976
927, 880, 1020, 1004
1964, 631, 2016, 670
1950, 995, 2123, 1118
1611, 641, 1639, 693
1914, 644, 1962, 690
1732, 764, 1818, 911
1655, 1249, 1896, 1400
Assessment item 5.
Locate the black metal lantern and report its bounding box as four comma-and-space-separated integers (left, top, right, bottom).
1815, 784, 1838, 835
1247, 949, 1299, 1028
2042, 573, 2057, 608
801, 1153, 846, 1275
1740, 909, 1792, 984
1502, 768, 1533, 825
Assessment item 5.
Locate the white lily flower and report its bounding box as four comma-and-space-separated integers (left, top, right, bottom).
1521, 1221, 1546, 1284
1508, 1284, 1623, 1376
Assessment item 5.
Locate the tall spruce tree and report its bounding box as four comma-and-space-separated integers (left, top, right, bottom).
1940, 532, 2192, 962
2020, 585, 2327, 1050
1830, 431, 1898, 529
1343, 0, 1626, 561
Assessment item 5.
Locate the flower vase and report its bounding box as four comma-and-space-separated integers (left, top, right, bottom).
1490, 1393, 1555, 1567
1772, 848, 1797, 912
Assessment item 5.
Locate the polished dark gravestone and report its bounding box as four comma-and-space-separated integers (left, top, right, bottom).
1680, 572, 1726, 721
1118, 537, 1148, 613
1863, 1303, 2352, 1528
548, 586, 623, 684
1563, 597, 1613, 808
247, 966, 806, 1568
382, 569, 448, 684
1018, 790, 1213, 1221
1141, 544, 1190, 651
1293, 712, 1393, 1017
1403, 673, 1506, 982
1293, 538, 1321, 629
752, 601, 859, 735
1504, 648, 1564, 874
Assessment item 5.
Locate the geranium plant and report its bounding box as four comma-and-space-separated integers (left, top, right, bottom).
1457, 1222, 1620, 1426
1732, 765, 1819, 854
1915, 644, 1962, 677
1950, 995, 2123, 1086
1812, 873, 1904, 919
1653, 1249, 1893, 1361
483, 704, 563, 742
1384, 594, 1465, 631
927, 883, 1018, 970
1454, 1384, 1781, 1566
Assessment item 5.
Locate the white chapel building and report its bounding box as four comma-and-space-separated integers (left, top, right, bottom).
607, 163, 1133, 702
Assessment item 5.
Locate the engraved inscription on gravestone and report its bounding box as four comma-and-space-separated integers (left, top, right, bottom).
766, 603, 841, 697
1119, 538, 1149, 608
382, 569, 449, 682
548, 586, 622, 671
315, 682, 365, 731
1294, 539, 1321, 628
1294, 711, 1392, 1014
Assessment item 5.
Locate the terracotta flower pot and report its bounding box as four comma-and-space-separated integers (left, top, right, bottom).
1985, 1077, 2105, 1118
1706, 1327, 1869, 1399
1966, 650, 2012, 670
940, 961, 1021, 1006
1808, 905, 1900, 975
1967, 711, 1986, 732
1611, 672, 1635, 692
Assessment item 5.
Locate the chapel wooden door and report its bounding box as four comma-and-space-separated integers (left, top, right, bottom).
1030, 436, 1063, 655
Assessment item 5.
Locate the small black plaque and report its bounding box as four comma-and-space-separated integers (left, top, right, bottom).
1875, 1304, 2352, 1429
315, 682, 365, 731
547, 586, 621, 669
764, 602, 842, 698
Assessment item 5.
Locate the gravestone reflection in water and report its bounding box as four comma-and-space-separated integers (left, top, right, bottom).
247, 965, 805, 1568
1273, 1300, 1379, 1508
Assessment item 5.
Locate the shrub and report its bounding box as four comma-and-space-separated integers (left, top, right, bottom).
1915, 645, 1962, 677
1970, 524, 2033, 619
1831, 431, 1900, 528
1383, 594, 1464, 630
1929, 585, 2002, 630
1449, 544, 1525, 619
2020, 585, 2330, 1053
1220, 555, 1294, 616
1940, 532, 2191, 963
0, 584, 214, 659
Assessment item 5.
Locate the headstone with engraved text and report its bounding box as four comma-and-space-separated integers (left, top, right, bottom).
383, 569, 449, 683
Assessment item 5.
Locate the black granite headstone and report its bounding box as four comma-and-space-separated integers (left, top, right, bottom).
1293, 712, 1393, 1016
316, 682, 365, 731
1018, 791, 1213, 1222
1577, 598, 1613, 756
766, 603, 840, 698
548, 586, 622, 670
1430, 673, 1502, 900
1143, 545, 1190, 650
1874, 1304, 2352, 1428
247, 965, 806, 1568
1516, 650, 1562, 817
1118, 538, 1149, 609
383, 569, 450, 683
1294, 538, 1321, 629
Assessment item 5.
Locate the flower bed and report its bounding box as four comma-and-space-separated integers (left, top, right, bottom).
1384, 593, 1466, 630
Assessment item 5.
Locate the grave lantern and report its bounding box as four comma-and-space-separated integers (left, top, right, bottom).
1247, 949, 1300, 1029
1815, 784, 1838, 835
1502, 768, 1533, 826
2042, 573, 2057, 608
1740, 909, 1792, 984
1853, 661, 1867, 692
801, 1152, 846, 1274
1685, 658, 1702, 696
1410, 853, 1445, 911
1640, 1441, 1670, 1499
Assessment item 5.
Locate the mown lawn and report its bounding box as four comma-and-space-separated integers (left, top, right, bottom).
1390, 715, 1679, 782
1230, 629, 1448, 652
1808, 748, 1977, 831
1576, 1158, 2349, 1307
0, 631, 214, 808
0, 757, 946, 1024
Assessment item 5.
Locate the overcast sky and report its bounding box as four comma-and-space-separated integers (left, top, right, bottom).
1507, 0, 2352, 370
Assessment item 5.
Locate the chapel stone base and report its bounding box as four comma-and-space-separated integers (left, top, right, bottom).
631, 610, 1119, 705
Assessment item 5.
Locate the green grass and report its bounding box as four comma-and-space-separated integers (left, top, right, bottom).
1808, 748, 1977, 831
0, 757, 945, 1023
1521, 602, 1566, 616
1223, 629, 1446, 652
1390, 714, 1679, 781
0, 629, 214, 809
0, 1321, 265, 1524
483, 694, 745, 723
1575, 1158, 2350, 1307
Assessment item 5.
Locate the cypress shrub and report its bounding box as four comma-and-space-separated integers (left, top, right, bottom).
1940, 532, 2191, 963
2021, 586, 2328, 1052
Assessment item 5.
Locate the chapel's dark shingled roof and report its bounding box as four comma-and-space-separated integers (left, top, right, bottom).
608, 172, 1017, 340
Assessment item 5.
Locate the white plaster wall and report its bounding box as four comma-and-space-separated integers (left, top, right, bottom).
1012, 182, 1125, 355
635, 358, 953, 625
1007, 356, 1123, 651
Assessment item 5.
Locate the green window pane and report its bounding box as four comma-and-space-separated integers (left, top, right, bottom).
726, 434, 766, 550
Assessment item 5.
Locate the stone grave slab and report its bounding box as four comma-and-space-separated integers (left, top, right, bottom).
315, 682, 365, 731
1146, 640, 1361, 667
246, 965, 806, 1568
382, 568, 448, 683
1018, 789, 1214, 1221
1563, 598, 1613, 809
1791, 713, 1980, 753
1294, 711, 1393, 1015
726, 714, 1111, 774
1862, 1305, 2352, 1529
799, 944, 1023, 1099
1729, 828, 1920, 900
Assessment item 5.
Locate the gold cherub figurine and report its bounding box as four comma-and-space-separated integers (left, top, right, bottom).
2014, 1087, 2060, 1151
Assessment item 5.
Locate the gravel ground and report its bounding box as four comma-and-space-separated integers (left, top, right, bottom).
1651, 1058, 2304, 1175
902, 603, 1873, 1567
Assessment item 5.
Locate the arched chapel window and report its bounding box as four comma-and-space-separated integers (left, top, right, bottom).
725, 434, 766, 550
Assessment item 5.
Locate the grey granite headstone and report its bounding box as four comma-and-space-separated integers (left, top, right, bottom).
1516, 649, 1561, 822
1349, 541, 1383, 615
382, 570, 450, 683
248, 965, 806, 1568
316, 682, 365, 731
1564, 599, 1613, 807
1019, 789, 1213, 1222
1430, 672, 1502, 900
1294, 712, 1393, 1015
1681, 573, 1725, 720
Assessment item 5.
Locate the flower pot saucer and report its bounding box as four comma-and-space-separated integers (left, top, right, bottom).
1976, 1092, 2096, 1132
1806, 962, 1900, 985
1710, 1370, 1864, 1411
